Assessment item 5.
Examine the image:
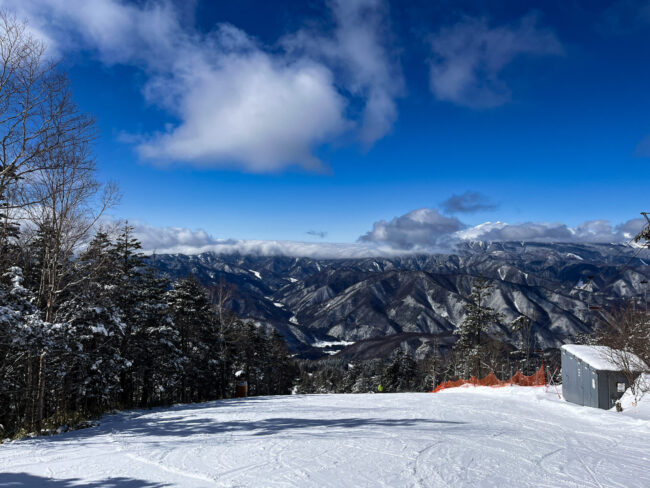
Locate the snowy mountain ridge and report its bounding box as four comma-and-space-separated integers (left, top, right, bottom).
151, 241, 650, 359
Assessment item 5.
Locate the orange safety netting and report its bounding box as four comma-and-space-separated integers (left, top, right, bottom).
431, 364, 546, 393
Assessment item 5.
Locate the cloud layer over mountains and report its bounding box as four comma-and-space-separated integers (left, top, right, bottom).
359, 208, 646, 251
130, 213, 647, 258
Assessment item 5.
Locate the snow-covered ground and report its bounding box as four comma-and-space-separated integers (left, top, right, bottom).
1, 387, 649, 487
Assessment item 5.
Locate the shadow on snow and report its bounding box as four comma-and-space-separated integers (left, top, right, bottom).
110, 415, 466, 438
11, 397, 466, 445
0, 472, 168, 487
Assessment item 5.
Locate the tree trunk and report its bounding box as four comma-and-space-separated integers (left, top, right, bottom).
35, 351, 46, 433
27, 355, 34, 431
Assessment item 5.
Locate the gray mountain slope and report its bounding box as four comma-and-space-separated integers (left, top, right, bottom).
151, 242, 650, 359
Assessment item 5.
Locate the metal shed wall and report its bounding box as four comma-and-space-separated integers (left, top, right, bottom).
599, 371, 629, 409
562, 348, 632, 409
561, 348, 599, 408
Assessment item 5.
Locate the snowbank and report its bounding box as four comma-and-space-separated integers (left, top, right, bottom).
615, 373, 650, 420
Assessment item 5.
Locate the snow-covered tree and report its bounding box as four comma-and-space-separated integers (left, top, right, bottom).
382, 347, 418, 392
0, 267, 56, 435
131, 267, 182, 407
267, 330, 298, 395
167, 274, 218, 402
454, 277, 503, 378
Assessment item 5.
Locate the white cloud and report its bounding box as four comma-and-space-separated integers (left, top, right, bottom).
457, 218, 647, 244
132, 224, 221, 252
283, 0, 403, 146
127, 216, 646, 258
358, 208, 463, 250
130, 222, 403, 258
136, 42, 348, 172
358, 207, 646, 250
428, 13, 563, 108
1, 0, 399, 171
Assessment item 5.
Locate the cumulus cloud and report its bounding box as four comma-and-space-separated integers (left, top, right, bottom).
358, 208, 463, 250
428, 13, 563, 108
306, 230, 328, 239
2, 0, 398, 171
136, 39, 348, 172
283, 0, 403, 146
440, 191, 498, 214
613, 218, 648, 240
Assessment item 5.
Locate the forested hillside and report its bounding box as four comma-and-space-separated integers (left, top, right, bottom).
152, 242, 650, 359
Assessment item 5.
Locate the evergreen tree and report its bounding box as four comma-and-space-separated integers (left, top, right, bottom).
132, 267, 182, 407
0, 267, 58, 435
54, 231, 127, 414
454, 277, 503, 378
111, 223, 145, 407
382, 347, 418, 392
340, 362, 361, 393
267, 330, 298, 395
167, 274, 217, 402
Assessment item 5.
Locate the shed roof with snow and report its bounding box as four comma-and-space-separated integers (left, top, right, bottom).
561, 345, 647, 372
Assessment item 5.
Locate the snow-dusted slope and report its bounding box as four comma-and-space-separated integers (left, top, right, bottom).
2, 388, 649, 487
152, 243, 650, 358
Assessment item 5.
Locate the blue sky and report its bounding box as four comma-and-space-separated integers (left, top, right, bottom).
5, 0, 650, 254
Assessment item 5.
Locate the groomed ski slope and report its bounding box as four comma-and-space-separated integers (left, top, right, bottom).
1, 387, 649, 487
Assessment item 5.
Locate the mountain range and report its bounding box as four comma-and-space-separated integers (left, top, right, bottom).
151, 242, 650, 360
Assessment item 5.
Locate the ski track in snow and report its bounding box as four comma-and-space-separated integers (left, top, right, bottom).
1, 388, 649, 487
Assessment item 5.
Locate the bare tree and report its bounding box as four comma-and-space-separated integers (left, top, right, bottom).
0, 11, 94, 247
597, 302, 650, 402
210, 278, 236, 398
0, 11, 117, 320
23, 142, 118, 321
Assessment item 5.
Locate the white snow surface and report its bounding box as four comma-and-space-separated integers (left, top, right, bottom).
562, 344, 648, 372
1, 388, 650, 487
312, 340, 355, 348
615, 373, 650, 419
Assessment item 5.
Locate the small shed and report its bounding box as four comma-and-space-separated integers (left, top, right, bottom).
561, 344, 647, 409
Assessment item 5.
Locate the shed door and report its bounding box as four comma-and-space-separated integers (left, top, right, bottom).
576, 361, 584, 404
586, 370, 597, 408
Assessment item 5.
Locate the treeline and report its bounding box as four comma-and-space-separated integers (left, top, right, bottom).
296, 344, 554, 395
0, 14, 296, 439
0, 225, 297, 438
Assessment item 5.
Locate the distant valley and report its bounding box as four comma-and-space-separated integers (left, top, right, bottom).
151, 242, 650, 359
